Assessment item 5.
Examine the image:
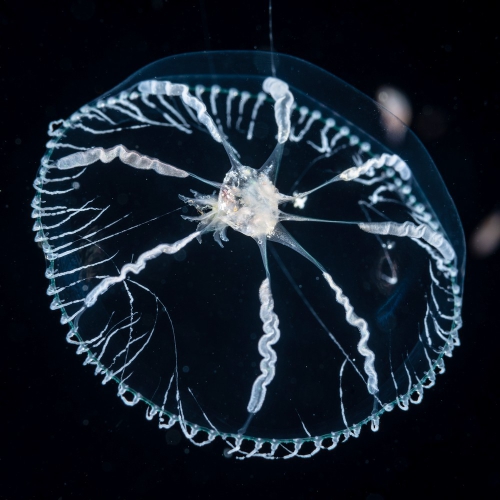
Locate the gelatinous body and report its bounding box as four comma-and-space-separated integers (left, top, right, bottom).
32, 51, 464, 459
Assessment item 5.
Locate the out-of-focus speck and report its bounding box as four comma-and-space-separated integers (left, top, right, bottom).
376, 86, 412, 145
414, 105, 448, 142
470, 209, 500, 258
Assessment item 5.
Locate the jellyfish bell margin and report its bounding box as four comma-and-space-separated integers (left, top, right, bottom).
32, 51, 464, 459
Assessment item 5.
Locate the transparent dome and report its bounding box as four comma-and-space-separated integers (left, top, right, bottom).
32, 51, 464, 459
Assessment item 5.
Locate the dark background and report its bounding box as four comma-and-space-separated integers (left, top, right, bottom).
1, 0, 498, 498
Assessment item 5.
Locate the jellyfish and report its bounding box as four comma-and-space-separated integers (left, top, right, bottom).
32, 51, 465, 459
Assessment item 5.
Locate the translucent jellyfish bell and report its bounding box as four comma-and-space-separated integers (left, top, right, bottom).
32, 51, 465, 459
